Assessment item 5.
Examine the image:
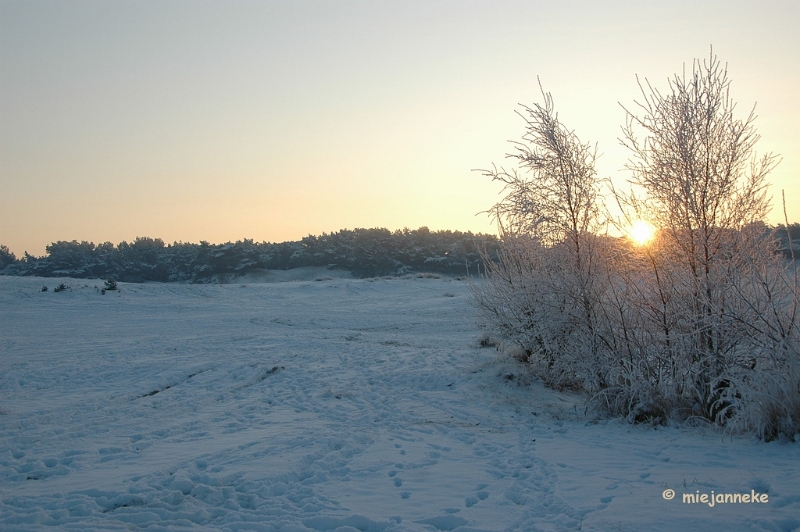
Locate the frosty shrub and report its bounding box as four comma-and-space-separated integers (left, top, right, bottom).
719, 204, 800, 439
104, 278, 118, 291
473, 54, 800, 439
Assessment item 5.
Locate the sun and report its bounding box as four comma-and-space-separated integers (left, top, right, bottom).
628, 219, 656, 246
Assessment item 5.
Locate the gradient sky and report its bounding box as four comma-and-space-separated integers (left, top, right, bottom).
2, 0, 798, 257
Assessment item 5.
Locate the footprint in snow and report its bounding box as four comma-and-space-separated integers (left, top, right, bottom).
465, 487, 490, 507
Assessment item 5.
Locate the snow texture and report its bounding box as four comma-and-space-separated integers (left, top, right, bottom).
1, 275, 798, 531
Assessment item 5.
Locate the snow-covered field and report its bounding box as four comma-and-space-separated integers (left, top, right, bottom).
1, 274, 798, 531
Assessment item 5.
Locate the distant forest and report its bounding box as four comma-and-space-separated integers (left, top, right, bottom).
1, 224, 797, 283
0, 227, 501, 282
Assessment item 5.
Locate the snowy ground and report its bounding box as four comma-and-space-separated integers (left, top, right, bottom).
1, 274, 798, 531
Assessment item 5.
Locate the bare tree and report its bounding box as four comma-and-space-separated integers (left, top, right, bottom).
616, 50, 781, 421
479, 82, 600, 244
473, 83, 608, 390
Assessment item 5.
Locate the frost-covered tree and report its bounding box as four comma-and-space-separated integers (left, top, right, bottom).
615, 51, 789, 425
473, 84, 609, 390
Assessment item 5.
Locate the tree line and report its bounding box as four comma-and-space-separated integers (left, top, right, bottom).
0, 227, 499, 282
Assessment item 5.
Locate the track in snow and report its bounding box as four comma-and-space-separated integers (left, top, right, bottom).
1, 275, 798, 531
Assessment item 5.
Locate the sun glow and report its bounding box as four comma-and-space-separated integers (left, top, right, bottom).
628, 219, 656, 246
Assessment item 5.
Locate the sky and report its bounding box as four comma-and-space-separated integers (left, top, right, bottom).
1, 0, 798, 257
